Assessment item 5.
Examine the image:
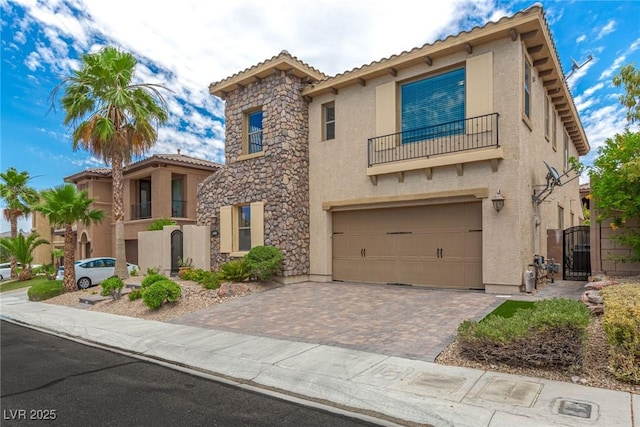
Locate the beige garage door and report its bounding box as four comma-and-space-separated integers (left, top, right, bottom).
332, 202, 482, 289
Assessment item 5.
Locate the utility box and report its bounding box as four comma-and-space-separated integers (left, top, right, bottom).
525, 268, 535, 293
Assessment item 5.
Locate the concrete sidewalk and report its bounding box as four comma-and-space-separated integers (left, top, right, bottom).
1, 289, 637, 427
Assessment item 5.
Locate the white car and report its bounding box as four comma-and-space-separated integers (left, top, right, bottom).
73, 257, 139, 289
0, 262, 40, 280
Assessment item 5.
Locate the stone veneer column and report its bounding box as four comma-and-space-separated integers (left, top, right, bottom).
197, 71, 310, 277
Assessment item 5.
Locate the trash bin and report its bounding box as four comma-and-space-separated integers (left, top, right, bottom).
525, 267, 535, 293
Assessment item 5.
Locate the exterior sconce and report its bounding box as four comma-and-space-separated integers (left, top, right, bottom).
491, 190, 505, 213
211, 230, 219, 237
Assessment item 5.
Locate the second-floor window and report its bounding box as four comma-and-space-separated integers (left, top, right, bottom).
246, 110, 263, 154
523, 57, 532, 124
545, 96, 550, 140
138, 179, 151, 219
323, 103, 335, 140
564, 132, 570, 171
401, 68, 465, 143
552, 109, 557, 151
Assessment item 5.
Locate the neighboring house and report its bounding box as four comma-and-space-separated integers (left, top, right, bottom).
31, 215, 65, 266
51, 152, 222, 265
199, 5, 589, 293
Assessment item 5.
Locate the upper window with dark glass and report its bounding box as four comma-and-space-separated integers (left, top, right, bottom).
247, 110, 263, 154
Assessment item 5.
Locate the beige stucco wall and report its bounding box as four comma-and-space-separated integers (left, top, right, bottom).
308, 36, 585, 290
183, 225, 211, 270
138, 225, 180, 276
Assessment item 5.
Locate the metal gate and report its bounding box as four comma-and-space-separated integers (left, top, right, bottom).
563, 226, 591, 280
170, 229, 183, 276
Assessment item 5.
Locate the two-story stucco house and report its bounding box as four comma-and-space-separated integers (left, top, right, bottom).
199, 5, 589, 293
33, 152, 221, 266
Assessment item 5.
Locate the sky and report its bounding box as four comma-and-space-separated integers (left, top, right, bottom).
1, 0, 639, 232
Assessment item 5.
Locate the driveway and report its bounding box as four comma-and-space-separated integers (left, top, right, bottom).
171, 281, 500, 362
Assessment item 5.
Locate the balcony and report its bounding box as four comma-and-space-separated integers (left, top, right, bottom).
131, 202, 152, 220
367, 113, 503, 181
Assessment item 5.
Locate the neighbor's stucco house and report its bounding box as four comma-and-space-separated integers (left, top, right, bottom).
199, 5, 589, 293
43, 152, 221, 265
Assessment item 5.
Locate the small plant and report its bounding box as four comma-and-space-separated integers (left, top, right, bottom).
146, 266, 161, 275
147, 218, 177, 231
245, 245, 284, 282
130, 266, 138, 276
141, 273, 167, 289
27, 280, 64, 301
178, 257, 193, 268
100, 276, 125, 300
181, 268, 221, 290
218, 259, 251, 282
128, 288, 142, 301
142, 279, 182, 310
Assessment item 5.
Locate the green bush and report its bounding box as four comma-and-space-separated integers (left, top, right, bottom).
218, 259, 251, 282
147, 218, 177, 231
601, 284, 640, 384
141, 273, 167, 289
100, 276, 124, 300
142, 279, 182, 310
146, 266, 160, 275
181, 268, 221, 290
457, 298, 590, 368
28, 280, 64, 301
128, 288, 142, 301
245, 245, 284, 282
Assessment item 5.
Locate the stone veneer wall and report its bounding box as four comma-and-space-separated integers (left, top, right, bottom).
198, 71, 310, 277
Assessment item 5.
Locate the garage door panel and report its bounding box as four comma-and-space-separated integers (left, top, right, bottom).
332, 202, 483, 289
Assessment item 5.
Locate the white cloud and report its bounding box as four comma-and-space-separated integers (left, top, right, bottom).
596, 19, 616, 40
576, 34, 586, 44
600, 55, 627, 80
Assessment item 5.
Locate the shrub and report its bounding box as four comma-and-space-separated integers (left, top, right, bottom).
457, 298, 590, 369
146, 266, 160, 275
130, 266, 138, 276
142, 279, 182, 310
245, 245, 284, 282
100, 276, 125, 300
28, 280, 64, 301
218, 259, 251, 282
180, 268, 220, 289
141, 273, 167, 289
601, 284, 640, 384
147, 218, 177, 231
128, 288, 142, 301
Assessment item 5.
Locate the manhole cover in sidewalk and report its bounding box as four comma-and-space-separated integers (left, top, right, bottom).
554, 399, 595, 419
476, 377, 542, 407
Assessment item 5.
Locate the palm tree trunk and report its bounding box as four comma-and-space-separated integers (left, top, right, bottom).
112, 154, 128, 279
9, 212, 17, 279
63, 224, 76, 292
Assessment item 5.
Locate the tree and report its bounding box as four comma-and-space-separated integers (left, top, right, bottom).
0, 233, 49, 281
52, 46, 168, 279
33, 184, 105, 292
590, 63, 640, 262
613, 64, 640, 124
0, 167, 40, 279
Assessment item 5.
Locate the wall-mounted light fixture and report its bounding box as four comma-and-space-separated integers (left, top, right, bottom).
491, 190, 505, 213
211, 230, 219, 237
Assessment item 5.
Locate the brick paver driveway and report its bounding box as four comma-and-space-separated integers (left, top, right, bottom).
171, 282, 500, 362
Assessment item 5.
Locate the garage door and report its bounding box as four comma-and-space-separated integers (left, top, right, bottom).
332, 202, 482, 289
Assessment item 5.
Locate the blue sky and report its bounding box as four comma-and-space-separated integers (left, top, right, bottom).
1, 0, 639, 232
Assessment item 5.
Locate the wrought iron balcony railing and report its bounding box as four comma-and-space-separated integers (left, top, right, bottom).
131, 202, 152, 220
368, 113, 499, 167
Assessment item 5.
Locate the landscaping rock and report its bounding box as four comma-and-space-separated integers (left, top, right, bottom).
583, 290, 603, 305
217, 282, 250, 298
584, 280, 618, 291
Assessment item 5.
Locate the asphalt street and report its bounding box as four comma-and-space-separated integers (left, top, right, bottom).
0, 321, 380, 427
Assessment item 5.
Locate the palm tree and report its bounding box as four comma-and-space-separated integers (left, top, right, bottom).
52, 46, 168, 279
34, 184, 105, 292
0, 233, 49, 281
0, 167, 40, 279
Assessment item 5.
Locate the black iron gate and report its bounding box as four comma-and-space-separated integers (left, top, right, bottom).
563, 225, 591, 280
170, 229, 183, 276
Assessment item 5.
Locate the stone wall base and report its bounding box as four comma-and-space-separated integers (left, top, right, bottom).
273, 274, 310, 285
